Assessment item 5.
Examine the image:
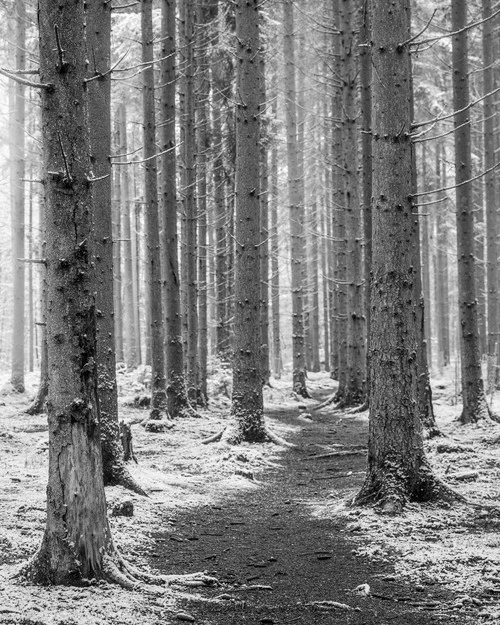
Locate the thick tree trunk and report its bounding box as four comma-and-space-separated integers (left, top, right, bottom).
283, 0, 308, 398
10, 0, 26, 393
160, 0, 195, 418
355, 0, 450, 512
224, 0, 269, 443
451, 0, 492, 423
27, 0, 116, 583
141, 0, 168, 427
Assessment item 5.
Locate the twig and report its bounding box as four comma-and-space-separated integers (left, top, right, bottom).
0, 67, 52, 90
54, 25, 68, 72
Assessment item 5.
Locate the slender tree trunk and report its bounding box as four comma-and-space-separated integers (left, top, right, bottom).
482, 0, 499, 382
270, 128, 281, 379
196, 0, 210, 405
310, 201, 320, 372
339, 0, 365, 406
179, 0, 199, 400
435, 143, 450, 368
160, 0, 195, 418
451, 0, 492, 423
112, 153, 124, 363
259, 54, 271, 386
283, 0, 308, 398
360, 0, 372, 406
117, 104, 139, 368
87, 1, 145, 493
141, 0, 168, 427
10, 0, 26, 393
355, 0, 451, 512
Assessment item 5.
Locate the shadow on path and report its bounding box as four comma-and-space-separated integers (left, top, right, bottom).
151, 399, 462, 624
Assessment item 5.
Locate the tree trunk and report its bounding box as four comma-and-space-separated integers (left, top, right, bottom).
10, 0, 26, 393
225, 0, 270, 443
27, 0, 117, 583
141, 0, 168, 426
179, 0, 199, 401
283, 0, 308, 398
160, 0, 195, 418
435, 142, 450, 369
360, 0, 372, 405
451, 0, 492, 423
87, 0, 145, 494
355, 0, 449, 512
270, 125, 281, 379
116, 104, 139, 368
339, 0, 365, 406
196, 0, 210, 405
482, 0, 499, 383
259, 54, 271, 386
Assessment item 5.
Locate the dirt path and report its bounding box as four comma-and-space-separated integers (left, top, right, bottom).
153, 405, 461, 624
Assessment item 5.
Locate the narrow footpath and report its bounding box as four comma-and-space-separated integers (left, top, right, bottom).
152, 402, 461, 625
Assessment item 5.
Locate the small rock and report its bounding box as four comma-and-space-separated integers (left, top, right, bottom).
111, 499, 134, 517
176, 612, 195, 622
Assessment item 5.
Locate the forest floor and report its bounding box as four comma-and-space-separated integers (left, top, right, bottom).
1, 366, 500, 624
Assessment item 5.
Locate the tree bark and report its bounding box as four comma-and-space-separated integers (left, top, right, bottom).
482, 0, 499, 383
283, 0, 308, 398
160, 0, 195, 418
141, 0, 168, 427
10, 0, 26, 393
451, 0, 492, 423
87, 0, 145, 494
225, 0, 270, 443
355, 0, 450, 512
27, 0, 117, 583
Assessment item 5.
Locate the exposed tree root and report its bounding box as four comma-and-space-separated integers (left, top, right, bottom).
353, 464, 465, 515
105, 466, 148, 497
202, 426, 293, 447
351, 400, 369, 414
311, 393, 337, 411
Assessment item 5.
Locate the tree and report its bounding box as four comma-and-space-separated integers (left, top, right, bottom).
355, 0, 452, 512
87, 0, 145, 493
9, 0, 26, 393
283, 0, 309, 398
141, 0, 169, 429
482, 0, 498, 384
160, 0, 196, 419
205, 0, 284, 445
451, 0, 492, 423
26, 0, 127, 584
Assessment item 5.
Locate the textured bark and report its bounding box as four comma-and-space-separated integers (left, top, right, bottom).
339, 0, 365, 405
451, 0, 491, 423
111, 152, 124, 363
355, 0, 447, 512
10, 0, 26, 393
196, 0, 210, 405
270, 127, 281, 379
88, 0, 145, 493
283, 0, 308, 398
27, 0, 116, 583
360, 0, 372, 404
310, 201, 320, 373
116, 104, 139, 368
482, 0, 499, 380
259, 54, 271, 386
160, 0, 194, 419
179, 0, 199, 400
225, 0, 268, 443
435, 143, 450, 368
141, 0, 168, 424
